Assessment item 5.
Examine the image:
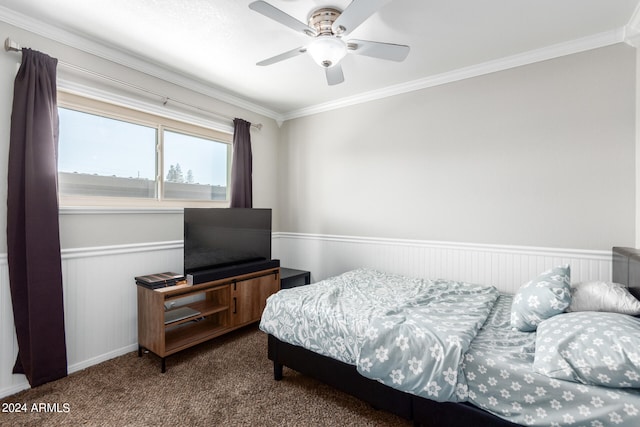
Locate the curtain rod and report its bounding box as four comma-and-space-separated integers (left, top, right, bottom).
3, 37, 263, 131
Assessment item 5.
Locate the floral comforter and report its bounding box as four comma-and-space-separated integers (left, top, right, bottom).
356, 279, 498, 401
259, 268, 498, 402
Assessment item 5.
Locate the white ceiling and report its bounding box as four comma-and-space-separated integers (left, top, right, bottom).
2, 0, 640, 121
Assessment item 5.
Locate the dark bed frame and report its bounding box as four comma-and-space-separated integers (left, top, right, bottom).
267, 247, 640, 427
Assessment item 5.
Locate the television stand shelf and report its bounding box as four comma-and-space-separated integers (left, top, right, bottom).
137, 266, 280, 372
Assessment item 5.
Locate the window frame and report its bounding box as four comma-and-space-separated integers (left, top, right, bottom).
57, 91, 233, 208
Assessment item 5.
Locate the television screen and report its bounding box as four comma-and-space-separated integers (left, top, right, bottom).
184, 208, 272, 274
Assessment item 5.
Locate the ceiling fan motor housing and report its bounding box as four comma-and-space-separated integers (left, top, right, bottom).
308, 8, 342, 36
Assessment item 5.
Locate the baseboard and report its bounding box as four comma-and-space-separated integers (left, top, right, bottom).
68, 343, 139, 374
0, 382, 30, 399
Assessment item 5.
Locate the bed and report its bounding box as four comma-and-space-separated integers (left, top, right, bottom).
260, 247, 640, 426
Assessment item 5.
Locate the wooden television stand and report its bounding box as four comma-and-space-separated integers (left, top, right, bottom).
137, 266, 280, 372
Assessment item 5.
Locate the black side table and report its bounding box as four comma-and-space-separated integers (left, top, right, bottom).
280, 268, 311, 289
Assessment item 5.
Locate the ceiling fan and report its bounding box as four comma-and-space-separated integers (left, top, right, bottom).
249, 0, 410, 85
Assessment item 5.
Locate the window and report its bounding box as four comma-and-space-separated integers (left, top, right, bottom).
58, 108, 157, 198
57, 92, 232, 206
163, 130, 229, 201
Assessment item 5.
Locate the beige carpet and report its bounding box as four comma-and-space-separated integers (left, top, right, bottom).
0, 326, 411, 426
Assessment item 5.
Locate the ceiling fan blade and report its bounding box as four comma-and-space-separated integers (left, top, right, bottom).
347, 39, 409, 62
332, 0, 394, 36
257, 46, 307, 66
249, 1, 317, 37
325, 65, 345, 86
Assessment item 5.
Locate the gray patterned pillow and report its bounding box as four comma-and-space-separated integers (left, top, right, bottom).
533, 311, 640, 388
510, 265, 571, 332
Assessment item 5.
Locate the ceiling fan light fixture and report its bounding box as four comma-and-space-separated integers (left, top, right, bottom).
250, 1, 410, 85
307, 36, 347, 68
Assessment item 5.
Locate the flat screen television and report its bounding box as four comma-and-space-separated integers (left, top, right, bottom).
184, 208, 272, 274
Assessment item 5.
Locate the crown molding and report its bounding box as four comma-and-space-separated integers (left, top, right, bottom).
0, 5, 628, 125
281, 28, 626, 121
625, 0, 640, 47
624, 28, 640, 47
0, 5, 285, 123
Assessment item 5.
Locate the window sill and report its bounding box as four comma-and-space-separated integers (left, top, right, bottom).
59, 198, 229, 215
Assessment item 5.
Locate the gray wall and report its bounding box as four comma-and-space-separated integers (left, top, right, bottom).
278, 44, 636, 250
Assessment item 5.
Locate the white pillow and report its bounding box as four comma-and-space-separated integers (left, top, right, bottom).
567, 281, 640, 315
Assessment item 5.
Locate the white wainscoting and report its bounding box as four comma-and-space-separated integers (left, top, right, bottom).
0, 241, 183, 399
0, 234, 612, 398
272, 233, 613, 294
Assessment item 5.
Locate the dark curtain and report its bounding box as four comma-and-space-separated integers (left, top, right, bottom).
7, 48, 67, 387
230, 118, 253, 208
